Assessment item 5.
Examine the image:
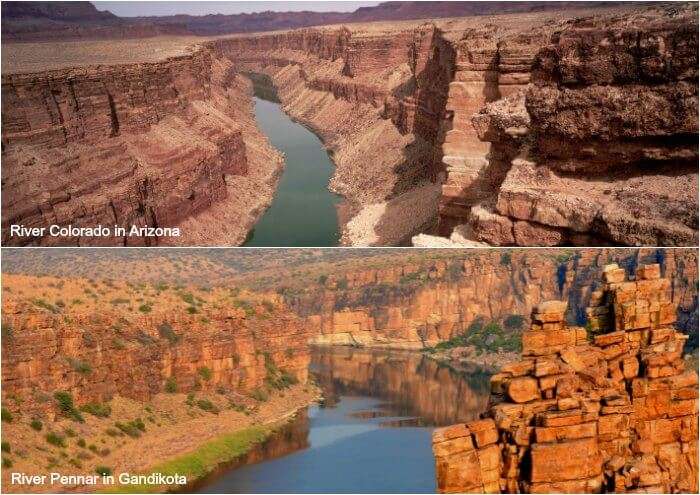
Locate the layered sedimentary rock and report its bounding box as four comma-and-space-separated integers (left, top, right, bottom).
432, 264, 698, 493
3, 4, 695, 247
1, 298, 310, 418
214, 23, 456, 245
293, 249, 697, 349
2, 49, 283, 246
444, 6, 699, 246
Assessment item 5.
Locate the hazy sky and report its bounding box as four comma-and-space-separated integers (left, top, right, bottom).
95, 1, 381, 17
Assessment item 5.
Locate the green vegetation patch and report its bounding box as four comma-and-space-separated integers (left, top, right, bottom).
263, 353, 298, 390
54, 391, 84, 423
46, 431, 67, 448
102, 425, 270, 493
67, 357, 92, 374
158, 323, 180, 344
426, 318, 522, 355
1, 407, 13, 423
80, 402, 112, 418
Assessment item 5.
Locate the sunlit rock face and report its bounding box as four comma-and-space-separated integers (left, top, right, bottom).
290, 249, 697, 351
1, 298, 311, 419
445, 6, 698, 246
432, 263, 698, 493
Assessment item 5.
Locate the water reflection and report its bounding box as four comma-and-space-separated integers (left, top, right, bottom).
312, 346, 492, 426
194, 347, 491, 493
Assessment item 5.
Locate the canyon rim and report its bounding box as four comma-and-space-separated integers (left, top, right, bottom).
1, 1, 698, 247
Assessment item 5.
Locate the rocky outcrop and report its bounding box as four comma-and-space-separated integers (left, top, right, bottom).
432, 263, 698, 493
1, 298, 310, 418
291, 249, 697, 350
442, 6, 699, 246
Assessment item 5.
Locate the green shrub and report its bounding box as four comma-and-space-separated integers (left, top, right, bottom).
317, 275, 328, 285
54, 391, 84, 422
67, 357, 92, 374
69, 458, 82, 469
1, 441, 10, 453
186, 306, 198, 314
80, 402, 111, 418
197, 367, 213, 382
33, 298, 60, 313
2, 457, 12, 468
95, 466, 112, 476
250, 388, 268, 402
503, 314, 526, 331
1, 407, 13, 423
46, 432, 66, 448
1, 321, 13, 341
77, 438, 86, 448
263, 353, 298, 390
500, 251, 512, 266
114, 418, 144, 438
336, 280, 348, 290
158, 323, 180, 344
196, 399, 218, 414
164, 377, 178, 393
185, 393, 196, 407
138, 304, 152, 313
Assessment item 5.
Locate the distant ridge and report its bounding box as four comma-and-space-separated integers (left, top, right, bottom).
2, 0, 634, 42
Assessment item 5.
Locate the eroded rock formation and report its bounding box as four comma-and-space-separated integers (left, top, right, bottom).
1, 297, 310, 418
442, 6, 699, 246
432, 263, 698, 493
2, 50, 283, 246
292, 249, 697, 350
3, 4, 696, 246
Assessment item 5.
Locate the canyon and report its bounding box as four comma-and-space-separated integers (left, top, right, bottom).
0, 274, 315, 492
432, 263, 698, 493
1, 249, 697, 492
2, 3, 697, 246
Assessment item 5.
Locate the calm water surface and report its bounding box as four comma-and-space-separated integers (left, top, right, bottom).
194, 347, 491, 494
243, 94, 341, 247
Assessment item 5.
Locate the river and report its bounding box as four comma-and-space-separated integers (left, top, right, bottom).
243, 80, 342, 247
193, 347, 491, 493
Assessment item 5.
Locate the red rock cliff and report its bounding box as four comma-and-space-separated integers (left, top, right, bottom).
288, 249, 697, 349
432, 263, 698, 493
1, 49, 282, 246
441, 5, 698, 246
1, 298, 310, 419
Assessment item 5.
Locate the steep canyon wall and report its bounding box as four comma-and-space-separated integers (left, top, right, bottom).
2, 4, 696, 247
1, 49, 283, 246
463, 9, 699, 246
1, 295, 310, 418
285, 249, 697, 349
213, 24, 456, 245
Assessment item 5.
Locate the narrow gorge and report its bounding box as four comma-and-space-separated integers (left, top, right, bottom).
2, 3, 697, 246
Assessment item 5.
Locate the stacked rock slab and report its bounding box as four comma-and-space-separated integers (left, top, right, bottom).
432, 263, 698, 493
